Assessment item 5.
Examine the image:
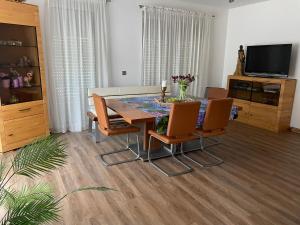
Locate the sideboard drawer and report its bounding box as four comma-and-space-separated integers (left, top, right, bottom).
4, 114, 46, 145
248, 103, 278, 131
1, 104, 44, 121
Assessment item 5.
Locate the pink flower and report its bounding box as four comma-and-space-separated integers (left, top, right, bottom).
170, 74, 195, 84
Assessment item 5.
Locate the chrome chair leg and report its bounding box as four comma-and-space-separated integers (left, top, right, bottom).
126, 133, 130, 148
181, 137, 223, 168
200, 137, 204, 150
147, 136, 193, 177
88, 118, 93, 133
89, 119, 101, 143
100, 134, 141, 167
184, 136, 220, 152
204, 137, 222, 149
95, 121, 101, 143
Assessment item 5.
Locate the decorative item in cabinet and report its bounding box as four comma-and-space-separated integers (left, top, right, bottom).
0, 23, 42, 106
251, 82, 281, 106
228, 79, 252, 101
8, 0, 27, 3
0, 0, 49, 153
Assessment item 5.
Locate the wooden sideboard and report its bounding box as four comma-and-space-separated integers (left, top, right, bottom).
227, 75, 297, 132
0, 0, 49, 152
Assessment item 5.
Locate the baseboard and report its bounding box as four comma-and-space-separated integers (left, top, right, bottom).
290, 127, 300, 134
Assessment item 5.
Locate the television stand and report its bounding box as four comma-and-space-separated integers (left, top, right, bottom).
227, 75, 297, 132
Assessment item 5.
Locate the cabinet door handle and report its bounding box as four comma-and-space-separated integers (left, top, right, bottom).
19, 108, 31, 112
8, 134, 14, 137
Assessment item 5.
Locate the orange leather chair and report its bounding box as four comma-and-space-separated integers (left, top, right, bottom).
148, 102, 200, 176
93, 94, 141, 166
181, 98, 233, 167
87, 111, 123, 143
206, 87, 229, 100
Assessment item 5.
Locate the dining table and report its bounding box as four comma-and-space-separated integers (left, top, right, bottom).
106, 96, 239, 159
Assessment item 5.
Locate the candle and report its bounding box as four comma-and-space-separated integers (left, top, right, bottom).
162, 80, 167, 88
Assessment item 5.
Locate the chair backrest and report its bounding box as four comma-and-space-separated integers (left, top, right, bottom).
167, 102, 200, 137
93, 94, 110, 130
202, 98, 233, 131
206, 87, 228, 100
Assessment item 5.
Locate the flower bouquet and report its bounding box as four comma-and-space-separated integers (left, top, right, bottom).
171, 74, 195, 100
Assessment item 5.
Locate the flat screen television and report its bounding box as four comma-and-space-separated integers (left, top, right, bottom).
245, 44, 292, 77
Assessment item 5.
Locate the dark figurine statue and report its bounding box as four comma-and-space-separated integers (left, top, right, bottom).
233, 45, 245, 76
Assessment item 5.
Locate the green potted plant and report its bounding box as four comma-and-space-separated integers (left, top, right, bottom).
0, 135, 112, 224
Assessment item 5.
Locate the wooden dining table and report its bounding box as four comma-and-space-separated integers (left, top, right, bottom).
106, 96, 240, 154
106, 98, 158, 151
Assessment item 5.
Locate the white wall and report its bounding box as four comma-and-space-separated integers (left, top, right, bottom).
223, 0, 300, 128
108, 0, 228, 87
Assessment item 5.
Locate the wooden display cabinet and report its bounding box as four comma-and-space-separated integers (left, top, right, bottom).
228, 75, 297, 132
0, 0, 49, 152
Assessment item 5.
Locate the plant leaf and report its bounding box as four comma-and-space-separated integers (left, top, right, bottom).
0, 161, 7, 182
12, 135, 67, 178
73, 186, 116, 192
1, 190, 60, 225
1, 185, 114, 224
3, 183, 53, 210
58, 186, 116, 202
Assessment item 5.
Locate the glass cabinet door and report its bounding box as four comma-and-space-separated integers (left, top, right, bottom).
0, 23, 42, 106
251, 82, 281, 106
228, 79, 253, 101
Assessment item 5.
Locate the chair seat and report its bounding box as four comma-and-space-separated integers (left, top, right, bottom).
108, 114, 123, 120
100, 121, 140, 136
109, 117, 126, 124
149, 130, 198, 144
196, 128, 225, 137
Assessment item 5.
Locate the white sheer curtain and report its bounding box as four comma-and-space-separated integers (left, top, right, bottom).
142, 6, 213, 97
46, 0, 110, 133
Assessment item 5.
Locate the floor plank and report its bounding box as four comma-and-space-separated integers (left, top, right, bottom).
2, 121, 300, 225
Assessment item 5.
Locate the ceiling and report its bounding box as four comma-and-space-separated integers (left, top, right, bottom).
178, 0, 270, 8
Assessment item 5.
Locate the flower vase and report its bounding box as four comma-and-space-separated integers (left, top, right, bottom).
178, 83, 188, 101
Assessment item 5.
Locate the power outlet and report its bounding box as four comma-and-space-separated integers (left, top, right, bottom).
122, 71, 127, 76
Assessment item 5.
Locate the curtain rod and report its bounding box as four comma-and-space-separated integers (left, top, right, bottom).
138, 5, 216, 18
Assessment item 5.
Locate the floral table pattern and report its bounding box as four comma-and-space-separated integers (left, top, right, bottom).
120, 96, 239, 133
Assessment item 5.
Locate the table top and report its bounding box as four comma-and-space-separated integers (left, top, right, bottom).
106, 96, 239, 129
106, 98, 156, 124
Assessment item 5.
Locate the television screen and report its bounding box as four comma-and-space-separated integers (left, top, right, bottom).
245, 44, 292, 77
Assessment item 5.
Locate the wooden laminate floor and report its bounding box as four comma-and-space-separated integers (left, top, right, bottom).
3, 122, 300, 225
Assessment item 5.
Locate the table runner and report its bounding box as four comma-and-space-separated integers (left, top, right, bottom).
120, 96, 238, 133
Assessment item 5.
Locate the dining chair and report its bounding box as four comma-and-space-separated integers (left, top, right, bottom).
181, 98, 233, 167
148, 102, 200, 177
93, 94, 141, 166
206, 87, 229, 100
87, 111, 123, 143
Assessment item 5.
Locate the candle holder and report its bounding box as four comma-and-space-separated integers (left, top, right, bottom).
161, 86, 167, 103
